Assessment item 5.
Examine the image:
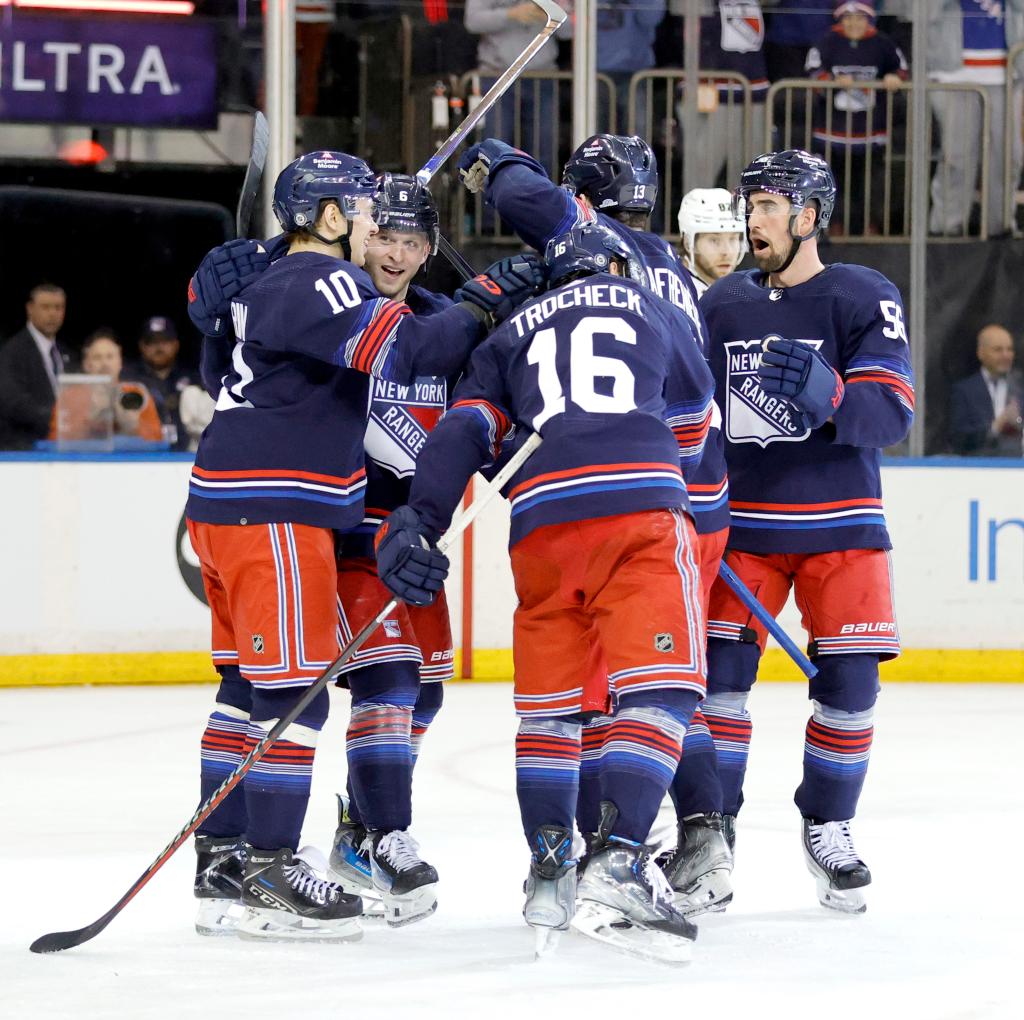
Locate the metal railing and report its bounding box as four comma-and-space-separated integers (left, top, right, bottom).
766, 78, 995, 241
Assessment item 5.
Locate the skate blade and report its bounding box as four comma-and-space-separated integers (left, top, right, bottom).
571, 900, 693, 966
327, 866, 387, 923
195, 898, 245, 937
815, 881, 867, 914
380, 883, 439, 928
533, 926, 563, 960
236, 907, 363, 943
671, 868, 734, 918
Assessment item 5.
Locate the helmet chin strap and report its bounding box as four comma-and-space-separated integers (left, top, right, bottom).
772, 206, 818, 276
307, 214, 352, 260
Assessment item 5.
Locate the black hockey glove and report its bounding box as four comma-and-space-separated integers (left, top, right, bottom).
187, 238, 278, 337
456, 254, 546, 326
375, 506, 449, 607
757, 338, 845, 430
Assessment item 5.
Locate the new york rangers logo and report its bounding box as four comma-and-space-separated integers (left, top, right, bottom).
724, 337, 820, 447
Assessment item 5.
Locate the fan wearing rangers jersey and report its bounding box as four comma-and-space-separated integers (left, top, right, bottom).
182, 151, 544, 942
374, 222, 715, 963
457, 135, 733, 871
700, 149, 914, 914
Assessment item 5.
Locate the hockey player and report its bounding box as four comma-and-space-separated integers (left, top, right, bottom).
186, 151, 544, 941
327, 174, 457, 924
700, 149, 914, 913
457, 134, 735, 913
374, 221, 715, 964
677, 188, 746, 297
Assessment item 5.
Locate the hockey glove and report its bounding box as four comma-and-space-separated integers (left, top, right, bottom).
374, 505, 449, 607
456, 254, 546, 326
757, 338, 845, 430
187, 238, 273, 337
457, 138, 547, 194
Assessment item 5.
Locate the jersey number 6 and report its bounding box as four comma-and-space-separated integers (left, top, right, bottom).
526, 314, 637, 430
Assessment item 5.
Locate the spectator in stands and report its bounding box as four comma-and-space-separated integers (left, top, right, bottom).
804, 1, 908, 234
464, 0, 574, 172
950, 323, 1024, 457
598, 0, 667, 132
886, 0, 1024, 237
296, 0, 335, 116
0, 283, 72, 450
77, 329, 163, 442
671, 0, 770, 188
123, 316, 195, 450
764, 0, 835, 80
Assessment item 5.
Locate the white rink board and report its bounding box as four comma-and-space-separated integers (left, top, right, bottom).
0, 458, 1021, 655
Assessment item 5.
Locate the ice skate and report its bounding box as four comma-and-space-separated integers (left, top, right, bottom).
722, 813, 737, 854
661, 813, 734, 917
327, 794, 385, 920
523, 825, 577, 960
194, 834, 245, 936
802, 817, 871, 914
238, 845, 363, 942
367, 829, 439, 927
573, 804, 697, 966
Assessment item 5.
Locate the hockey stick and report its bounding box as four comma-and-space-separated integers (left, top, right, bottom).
717, 560, 818, 679
236, 111, 269, 239
437, 233, 475, 282
415, 0, 566, 187
30, 432, 543, 955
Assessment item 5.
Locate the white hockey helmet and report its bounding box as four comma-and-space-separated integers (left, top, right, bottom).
678, 188, 747, 261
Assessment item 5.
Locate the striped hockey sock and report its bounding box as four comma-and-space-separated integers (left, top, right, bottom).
243, 719, 318, 851
411, 682, 444, 768
346, 703, 413, 832
668, 708, 725, 818
795, 701, 874, 820
516, 718, 582, 838
197, 704, 249, 837
600, 707, 685, 843
704, 694, 753, 816
576, 715, 614, 836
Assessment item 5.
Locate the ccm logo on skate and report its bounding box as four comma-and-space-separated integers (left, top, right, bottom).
839, 623, 896, 634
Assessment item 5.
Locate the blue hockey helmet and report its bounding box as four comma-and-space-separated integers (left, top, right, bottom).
272, 150, 377, 234
733, 149, 836, 239
374, 173, 439, 254
562, 134, 659, 213
545, 221, 643, 288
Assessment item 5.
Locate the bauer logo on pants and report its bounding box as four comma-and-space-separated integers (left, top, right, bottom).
655, 632, 675, 653
724, 337, 819, 448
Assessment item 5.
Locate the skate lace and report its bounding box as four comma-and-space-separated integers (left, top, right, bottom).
809, 821, 861, 870
640, 850, 675, 908
375, 830, 423, 873
284, 850, 338, 906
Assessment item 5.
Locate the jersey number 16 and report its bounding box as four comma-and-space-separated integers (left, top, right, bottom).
527, 315, 637, 430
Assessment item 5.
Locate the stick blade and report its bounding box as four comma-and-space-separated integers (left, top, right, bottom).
30, 924, 101, 954
235, 111, 270, 239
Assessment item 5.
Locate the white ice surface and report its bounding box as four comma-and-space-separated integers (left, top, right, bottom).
2, 682, 1021, 1019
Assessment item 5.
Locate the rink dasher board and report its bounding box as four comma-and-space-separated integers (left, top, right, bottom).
0, 455, 1020, 685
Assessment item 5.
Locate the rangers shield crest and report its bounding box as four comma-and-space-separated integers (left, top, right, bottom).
724, 337, 820, 448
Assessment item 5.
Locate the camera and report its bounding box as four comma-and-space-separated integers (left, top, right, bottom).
118, 390, 144, 412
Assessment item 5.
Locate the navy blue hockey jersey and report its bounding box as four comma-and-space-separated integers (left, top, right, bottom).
185, 253, 482, 531
702, 264, 914, 554
409, 274, 715, 547
342, 284, 454, 555
483, 160, 731, 536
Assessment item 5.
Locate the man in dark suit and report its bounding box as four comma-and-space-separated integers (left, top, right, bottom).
0, 283, 72, 450
949, 323, 1024, 457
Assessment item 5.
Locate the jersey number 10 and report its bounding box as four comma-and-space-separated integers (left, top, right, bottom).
526, 315, 638, 430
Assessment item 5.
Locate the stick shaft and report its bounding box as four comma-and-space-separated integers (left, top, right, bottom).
415, 0, 566, 186
717, 560, 818, 679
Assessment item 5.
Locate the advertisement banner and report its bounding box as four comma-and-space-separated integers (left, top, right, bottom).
0, 15, 218, 128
